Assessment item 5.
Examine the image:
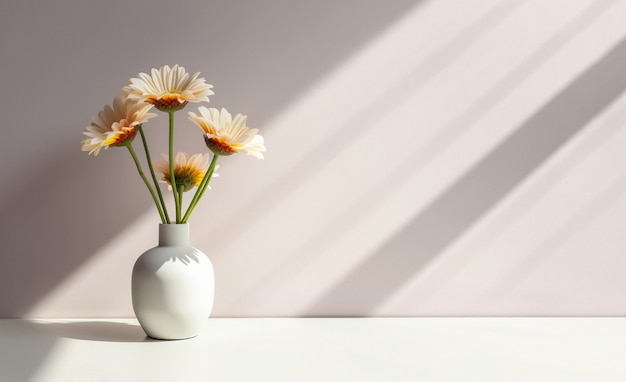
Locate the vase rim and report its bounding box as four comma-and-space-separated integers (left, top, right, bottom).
158, 223, 190, 246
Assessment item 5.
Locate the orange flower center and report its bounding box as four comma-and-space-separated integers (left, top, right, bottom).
104, 122, 138, 147
204, 135, 236, 156
147, 92, 188, 112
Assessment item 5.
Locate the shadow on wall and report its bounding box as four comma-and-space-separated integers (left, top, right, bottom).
304, 34, 626, 316
0, 0, 421, 317
182, 0, 428, 127
0, 151, 152, 317
231, 0, 616, 312
199, 0, 528, 259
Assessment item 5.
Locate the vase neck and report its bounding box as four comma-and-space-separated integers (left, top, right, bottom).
158, 224, 190, 246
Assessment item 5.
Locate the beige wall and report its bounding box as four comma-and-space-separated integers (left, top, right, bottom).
2, 0, 626, 317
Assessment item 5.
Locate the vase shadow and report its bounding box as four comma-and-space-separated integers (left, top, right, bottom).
33, 320, 156, 343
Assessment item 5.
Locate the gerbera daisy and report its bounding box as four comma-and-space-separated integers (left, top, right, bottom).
81, 95, 157, 156
154, 152, 217, 192
188, 107, 266, 159
123, 64, 214, 112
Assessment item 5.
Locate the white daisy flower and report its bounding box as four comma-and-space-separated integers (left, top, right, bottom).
81, 95, 156, 156
188, 107, 265, 159
123, 64, 213, 112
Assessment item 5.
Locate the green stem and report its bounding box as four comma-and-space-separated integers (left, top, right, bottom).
138, 125, 170, 224
177, 185, 184, 221
168, 111, 180, 223
181, 154, 219, 223
125, 143, 167, 223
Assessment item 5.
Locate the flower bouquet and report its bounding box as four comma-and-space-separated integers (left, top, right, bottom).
81, 64, 265, 223
80, 65, 265, 339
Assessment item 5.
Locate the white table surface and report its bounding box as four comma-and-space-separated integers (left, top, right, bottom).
1, 317, 626, 381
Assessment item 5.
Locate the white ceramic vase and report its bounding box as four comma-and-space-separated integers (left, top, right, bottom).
132, 224, 214, 340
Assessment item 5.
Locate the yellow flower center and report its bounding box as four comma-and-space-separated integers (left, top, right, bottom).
164, 165, 205, 192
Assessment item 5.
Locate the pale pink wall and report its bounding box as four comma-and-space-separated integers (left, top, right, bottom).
2, 0, 626, 318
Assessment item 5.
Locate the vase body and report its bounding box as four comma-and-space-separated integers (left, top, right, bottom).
132, 224, 214, 340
